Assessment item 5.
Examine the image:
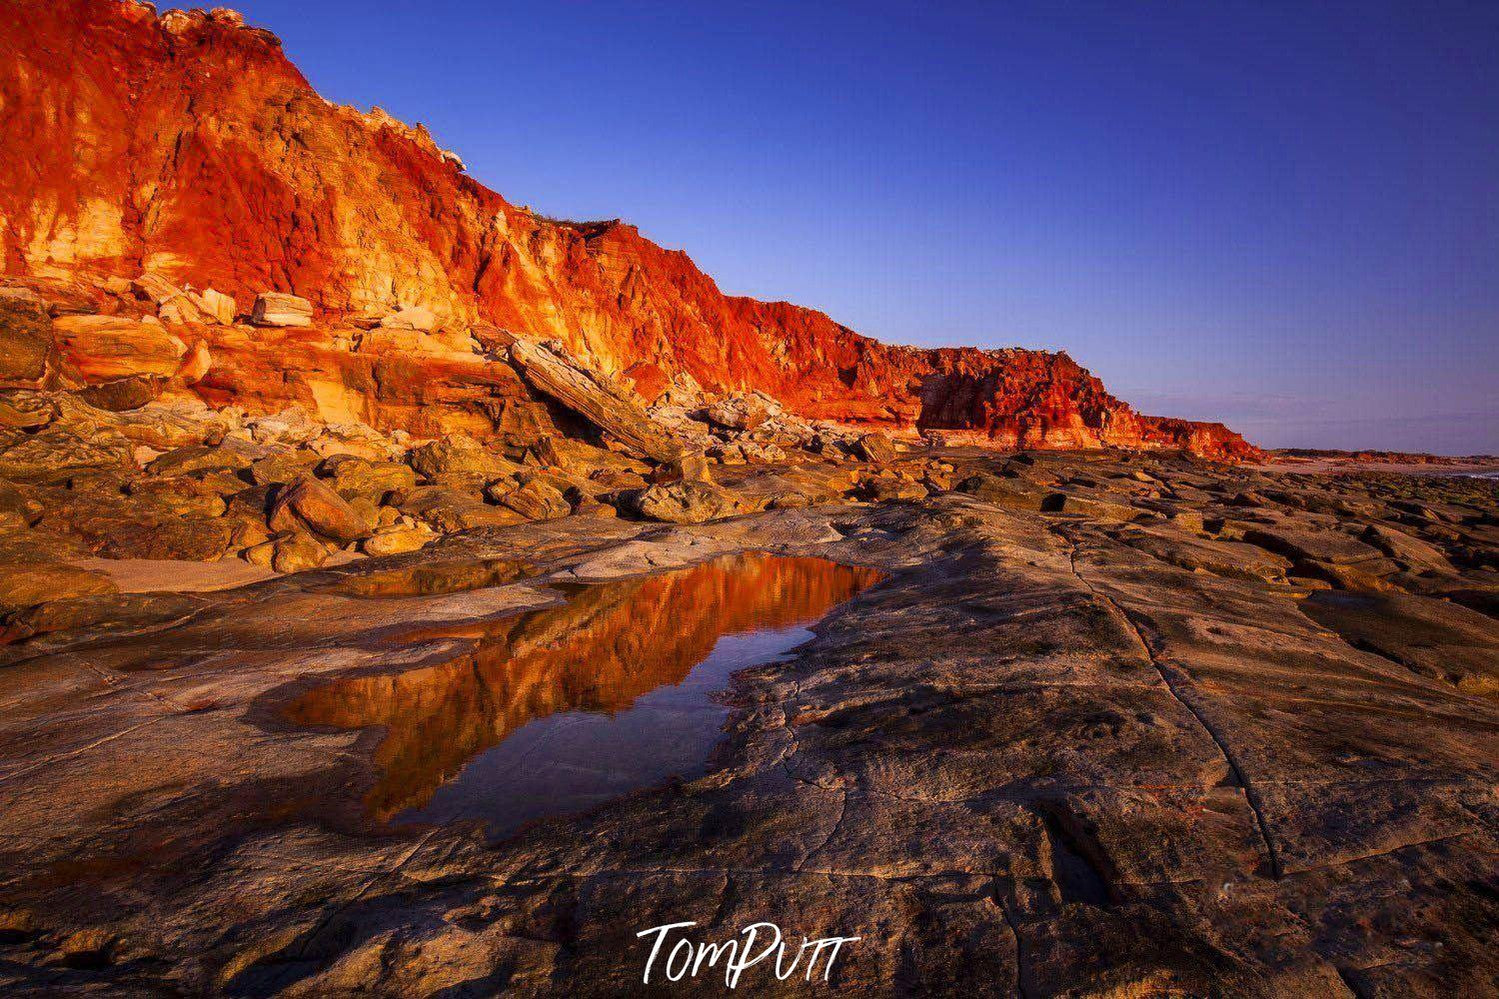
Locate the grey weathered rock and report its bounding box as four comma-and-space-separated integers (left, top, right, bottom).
628, 480, 753, 523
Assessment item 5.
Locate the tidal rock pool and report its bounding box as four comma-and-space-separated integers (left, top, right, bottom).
284, 553, 884, 839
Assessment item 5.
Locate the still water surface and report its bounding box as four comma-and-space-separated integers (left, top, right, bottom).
285, 553, 883, 839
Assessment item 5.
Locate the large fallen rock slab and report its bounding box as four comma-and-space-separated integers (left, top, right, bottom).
508, 338, 680, 463
192, 288, 237, 325
490, 479, 571, 521
854, 432, 898, 464
324, 456, 417, 502
395, 485, 528, 532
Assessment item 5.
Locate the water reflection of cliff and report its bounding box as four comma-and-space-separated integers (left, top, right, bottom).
284, 553, 884, 822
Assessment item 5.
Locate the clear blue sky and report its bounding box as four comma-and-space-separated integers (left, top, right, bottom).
231, 0, 1498, 453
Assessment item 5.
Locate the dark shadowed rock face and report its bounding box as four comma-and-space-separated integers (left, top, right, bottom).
0, 1, 1257, 459
0, 451, 1494, 996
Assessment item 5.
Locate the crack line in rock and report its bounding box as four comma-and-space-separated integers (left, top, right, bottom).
1049, 523, 1284, 880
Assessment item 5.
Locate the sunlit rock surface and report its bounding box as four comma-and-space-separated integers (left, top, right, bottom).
0, 450, 1494, 995
0, 1, 1256, 458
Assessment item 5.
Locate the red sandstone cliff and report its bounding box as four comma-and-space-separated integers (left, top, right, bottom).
0, 0, 1259, 459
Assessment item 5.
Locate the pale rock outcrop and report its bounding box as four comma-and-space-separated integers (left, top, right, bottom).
251, 292, 313, 327
378, 305, 438, 332
192, 288, 237, 324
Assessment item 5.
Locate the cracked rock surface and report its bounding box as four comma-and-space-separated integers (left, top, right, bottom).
0, 452, 1495, 996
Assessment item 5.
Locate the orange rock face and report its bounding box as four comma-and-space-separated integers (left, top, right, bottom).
0, 0, 1259, 460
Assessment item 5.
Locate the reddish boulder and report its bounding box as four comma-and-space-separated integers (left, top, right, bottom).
268, 476, 372, 545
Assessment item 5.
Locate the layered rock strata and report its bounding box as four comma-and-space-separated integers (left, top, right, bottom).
0, 0, 1257, 459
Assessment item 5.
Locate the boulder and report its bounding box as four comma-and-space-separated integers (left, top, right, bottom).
0, 287, 54, 385
87, 516, 235, 562
738, 441, 786, 463
407, 435, 516, 480
250, 450, 320, 486
269, 530, 328, 573
652, 451, 712, 484
491, 479, 570, 521
1361, 523, 1453, 573
269, 476, 372, 545
52, 315, 186, 382
571, 495, 617, 518
955, 473, 1048, 511
361, 523, 436, 556
76, 375, 166, 412
530, 436, 641, 473
124, 477, 228, 519
324, 457, 417, 501
627, 481, 753, 524
177, 341, 212, 384
131, 273, 180, 304
157, 293, 211, 325
1242, 524, 1384, 566
1041, 492, 1142, 522
854, 433, 897, 464
591, 467, 650, 492
250, 292, 313, 327
148, 444, 254, 477
862, 476, 928, 502
397, 486, 528, 532
704, 391, 780, 431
